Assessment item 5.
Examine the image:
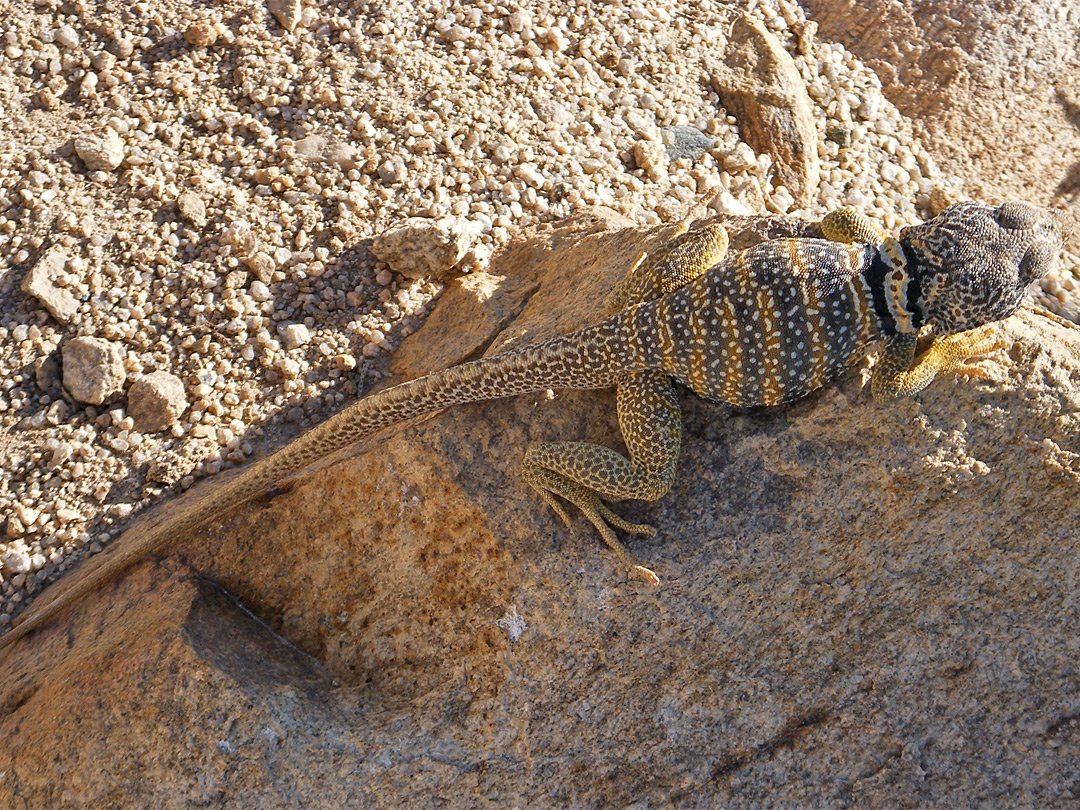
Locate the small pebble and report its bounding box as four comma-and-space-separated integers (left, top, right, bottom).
268, 0, 302, 31
74, 130, 126, 172
1, 543, 32, 575
177, 190, 207, 228
55, 24, 79, 49
281, 323, 312, 350
250, 280, 271, 302
21, 246, 79, 322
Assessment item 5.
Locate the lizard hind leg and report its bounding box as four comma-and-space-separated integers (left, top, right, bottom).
525, 199, 723, 585
521, 371, 682, 586
521, 461, 660, 584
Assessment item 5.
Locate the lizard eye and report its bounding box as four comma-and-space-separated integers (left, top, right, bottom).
996, 201, 1039, 230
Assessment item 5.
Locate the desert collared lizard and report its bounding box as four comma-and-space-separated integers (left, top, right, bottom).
0, 199, 1065, 655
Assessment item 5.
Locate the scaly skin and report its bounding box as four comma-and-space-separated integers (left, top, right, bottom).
0, 200, 1065, 655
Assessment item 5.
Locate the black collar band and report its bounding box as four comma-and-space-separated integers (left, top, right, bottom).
866, 248, 896, 336
900, 240, 925, 329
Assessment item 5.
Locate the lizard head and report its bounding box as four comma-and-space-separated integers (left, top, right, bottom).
897, 200, 1066, 335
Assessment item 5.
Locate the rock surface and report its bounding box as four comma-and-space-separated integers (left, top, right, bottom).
2, 211, 1079, 808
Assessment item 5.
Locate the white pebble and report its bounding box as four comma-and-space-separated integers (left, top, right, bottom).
250, 280, 271, 302
281, 323, 311, 350
55, 25, 80, 49
1, 543, 32, 575
516, 163, 545, 189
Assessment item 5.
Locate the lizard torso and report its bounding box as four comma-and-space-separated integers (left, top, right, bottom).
625, 238, 882, 406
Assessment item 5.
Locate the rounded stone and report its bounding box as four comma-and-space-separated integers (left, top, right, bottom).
1, 542, 32, 575
281, 323, 311, 350
62, 336, 127, 405
184, 22, 218, 48
74, 130, 125, 172
128, 371, 189, 433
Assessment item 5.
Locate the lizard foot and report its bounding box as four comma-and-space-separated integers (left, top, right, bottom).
522, 465, 661, 585
933, 331, 1010, 378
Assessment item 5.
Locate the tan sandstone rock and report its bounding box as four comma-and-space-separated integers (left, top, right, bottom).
61, 336, 126, 405
2, 211, 1079, 808
128, 371, 188, 433
372, 216, 483, 281
20, 246, 79, 323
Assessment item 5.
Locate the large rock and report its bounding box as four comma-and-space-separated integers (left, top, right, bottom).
127, 371, 188, 432
708, 15, 821, 208
2, 210, 1079, 808
61, 336, 126, 405
74, 129, 125, 172
372, 216, 482, 280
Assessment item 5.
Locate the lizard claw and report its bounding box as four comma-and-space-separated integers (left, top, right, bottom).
937, 331, 1009, 379
950, 363, 995, 381
965, 336, 1010, 357
629, 564, 661, 586
522, 462, 662, 584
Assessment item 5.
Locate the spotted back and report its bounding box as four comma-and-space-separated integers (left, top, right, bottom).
622, 238, 882, 407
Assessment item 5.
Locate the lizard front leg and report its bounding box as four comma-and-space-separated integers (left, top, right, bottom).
603, 193, 727, 315
818, 206, 890, 245
871, 328, 1008, 403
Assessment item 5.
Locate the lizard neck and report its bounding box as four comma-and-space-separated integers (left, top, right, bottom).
864, 237, 926, 336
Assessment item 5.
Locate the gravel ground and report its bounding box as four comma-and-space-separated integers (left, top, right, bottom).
0, 0, 1075, 626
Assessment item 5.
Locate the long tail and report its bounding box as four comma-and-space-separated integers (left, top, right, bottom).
0, 314, 650, 653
